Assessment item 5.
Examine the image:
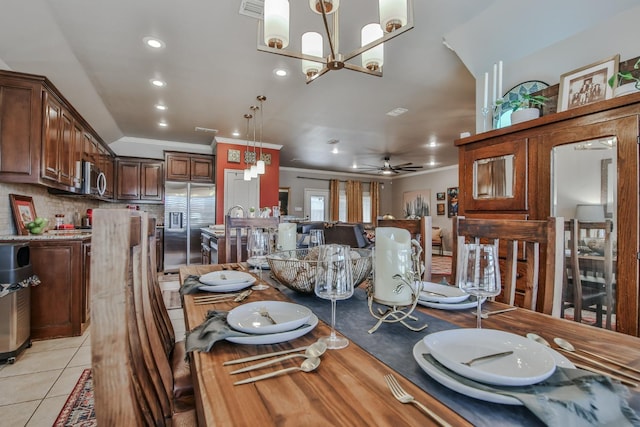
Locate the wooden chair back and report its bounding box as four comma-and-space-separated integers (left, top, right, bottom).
224, 215, 280, 263
563, 219, 615, 329
452, 216, 564, 315
377, 217, 433, 281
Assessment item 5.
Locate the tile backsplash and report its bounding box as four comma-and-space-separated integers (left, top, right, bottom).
0, 182, 165, 235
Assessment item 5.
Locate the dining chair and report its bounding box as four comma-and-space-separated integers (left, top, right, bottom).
224, 215, 280, 263
451, 216, 564, 316
91, 209, 196, 426
377, 216, 433, 281
561, 219, 615, 329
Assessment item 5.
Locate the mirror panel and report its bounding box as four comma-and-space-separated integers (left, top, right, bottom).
473, 154, 515, 199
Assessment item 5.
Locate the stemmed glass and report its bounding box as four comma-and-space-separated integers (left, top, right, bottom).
314, 244, 354, 349
457, 243, 501, 328
308, 229, 325, 248
248, 229, 269, 290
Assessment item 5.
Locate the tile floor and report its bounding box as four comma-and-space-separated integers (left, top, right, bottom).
0, 280, 185, 427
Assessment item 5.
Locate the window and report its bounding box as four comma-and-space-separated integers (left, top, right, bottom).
338, 190, 346, 222
362, 191, 371, 223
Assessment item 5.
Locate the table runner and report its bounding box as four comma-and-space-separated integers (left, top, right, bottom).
275, 284, 640, 426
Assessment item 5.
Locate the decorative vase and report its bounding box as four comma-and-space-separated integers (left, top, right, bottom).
614, 82, 640, 97
511, 107, 540, 125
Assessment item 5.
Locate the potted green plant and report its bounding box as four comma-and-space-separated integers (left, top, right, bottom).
608, 58, 640, 97
496, 93, 549, 125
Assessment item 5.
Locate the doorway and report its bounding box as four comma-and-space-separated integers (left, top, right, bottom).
304, 189, 329, 221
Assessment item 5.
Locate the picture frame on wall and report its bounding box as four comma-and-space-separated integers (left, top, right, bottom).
9, 194, 37, 235
436, 203, 445, 216
447, 187, 459, 218
557, 54, 619, 112
436, 192, 445, 201
227, 149, 241, 163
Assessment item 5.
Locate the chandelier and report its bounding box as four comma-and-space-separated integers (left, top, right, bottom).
258, 0, 414, 83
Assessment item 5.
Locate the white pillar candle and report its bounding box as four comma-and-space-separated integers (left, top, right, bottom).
374, 227, 414, 306
492, 63, 497, 103
277, 223, 297, 251
498, 60, 503, 99
483, 72, 489, 109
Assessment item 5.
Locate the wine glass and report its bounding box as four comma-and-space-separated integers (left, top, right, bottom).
248, 229, 269, 290
457, 243, 501, 328
308, 229, 325, 248
314, 244, 354, 349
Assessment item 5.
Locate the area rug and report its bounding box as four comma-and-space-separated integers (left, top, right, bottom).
53, 368, 96, 427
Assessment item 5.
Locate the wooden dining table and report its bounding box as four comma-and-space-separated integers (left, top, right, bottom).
180, 263, 640, 427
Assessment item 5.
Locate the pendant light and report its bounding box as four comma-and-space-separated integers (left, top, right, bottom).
361, 24, 384, 71
243, 113, 252, 181
264, 0, 289, 49
256, 95, 267, 175
250, 106, 259, 178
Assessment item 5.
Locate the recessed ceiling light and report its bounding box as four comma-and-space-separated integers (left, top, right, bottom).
352, 163, 358, 169
386, 107, 408, 117
332, 147, 338, 154
428, 160, 436, 166
150, 79, 166, 87
428, 141, 437, 147
158, 122, 168, 127
155, 104, 167, 111
143, 37, 165, 49
274, 68, 288, 77
232, 131, 240, 137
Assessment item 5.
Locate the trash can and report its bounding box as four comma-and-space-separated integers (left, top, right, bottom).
0, 242, 37, 364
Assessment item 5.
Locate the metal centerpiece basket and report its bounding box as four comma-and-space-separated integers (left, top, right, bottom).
266, 247, 372, 294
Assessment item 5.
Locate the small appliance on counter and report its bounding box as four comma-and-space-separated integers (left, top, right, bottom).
0, 242, 37, 364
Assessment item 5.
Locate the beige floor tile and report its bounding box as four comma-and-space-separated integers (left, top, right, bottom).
0, 348, 76, 378
28, 335, 86, 353
26, 395, 68, 427
47, 366, 88, 398
168, 308, 184, 320
0, 370, 61, 405
68, 346, 91, 368
0, 400, 41, 426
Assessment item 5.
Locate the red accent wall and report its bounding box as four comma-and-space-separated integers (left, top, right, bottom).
215, 143, 280, 224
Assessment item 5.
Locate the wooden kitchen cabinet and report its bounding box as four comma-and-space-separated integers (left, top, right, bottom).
0, 236, 93, 339
116, 157, 164, 203
0, 69, 115, 195
165, 151, 214, 183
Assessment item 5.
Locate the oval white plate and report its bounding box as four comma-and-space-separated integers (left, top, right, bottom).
227, 301, 312, 335
419, 282, 469, 303
424, 329, 556, 386
199, 271, 255, 286
412, 339, 574, 405
417, 296, 486, 310
198, 278, 255, 293
226, 314, 318, 345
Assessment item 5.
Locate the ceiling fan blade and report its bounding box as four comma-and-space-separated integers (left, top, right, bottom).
392, 162, 414, 168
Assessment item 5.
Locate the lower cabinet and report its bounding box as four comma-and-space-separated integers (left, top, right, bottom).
18, 238, 91, 339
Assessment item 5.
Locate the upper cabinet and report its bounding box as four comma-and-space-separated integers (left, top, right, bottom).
165, 151, 214, 183
456, 91, 640, 336
116, 157, 164, 203
0, 70, 114, 198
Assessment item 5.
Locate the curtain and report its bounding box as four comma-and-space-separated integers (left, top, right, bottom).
329, 179, 340, 222
370, 181, 380, 225
346, 180, 362, 223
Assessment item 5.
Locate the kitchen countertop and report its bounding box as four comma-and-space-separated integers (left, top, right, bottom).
0, 230, 92, 241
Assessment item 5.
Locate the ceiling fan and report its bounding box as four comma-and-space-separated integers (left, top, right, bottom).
357, 156, 424, 175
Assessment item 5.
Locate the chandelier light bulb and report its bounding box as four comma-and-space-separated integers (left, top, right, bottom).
309, 0, 339, 15
250, 165, 258, 178
264, 0, 290, 49
379, 0, 407, 33
244, 168, 251, 181
301, 32, 324, 77
361, 23, 384, 71
257, 159, 266, 175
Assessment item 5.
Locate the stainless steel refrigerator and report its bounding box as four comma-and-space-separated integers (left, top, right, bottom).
164, 182, 216, 271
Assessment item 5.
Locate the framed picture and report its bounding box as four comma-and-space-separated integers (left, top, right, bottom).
227, 149, 241, 163
436, 203, 445, 216
260, 153, 272, 165
447, 187, 459, 218
402, 189, 430, 218
557, 55, 619, 112
436, 192, 445, 201
9, 194, 37, 235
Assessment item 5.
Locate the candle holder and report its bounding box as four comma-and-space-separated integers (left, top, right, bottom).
366, 240, 428, 333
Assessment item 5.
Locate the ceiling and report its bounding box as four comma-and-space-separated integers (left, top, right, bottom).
0, 1, 636, 175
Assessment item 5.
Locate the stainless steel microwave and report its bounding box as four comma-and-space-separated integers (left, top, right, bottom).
82, 161, 106, 196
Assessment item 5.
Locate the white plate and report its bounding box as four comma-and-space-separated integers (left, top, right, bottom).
226, 314, 318, 345
419, 282, 469, 303
198, 278, 256, 293
412, 339, 574, 405
417, 295, 486, 310
227, 301, 312, 335
247, 257, 270, 269
424, 329, 557, 386
199, 270, 255, 286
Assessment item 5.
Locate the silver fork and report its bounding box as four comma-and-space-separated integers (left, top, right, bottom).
259, 308, 277, 324
384, 374, 452, 427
